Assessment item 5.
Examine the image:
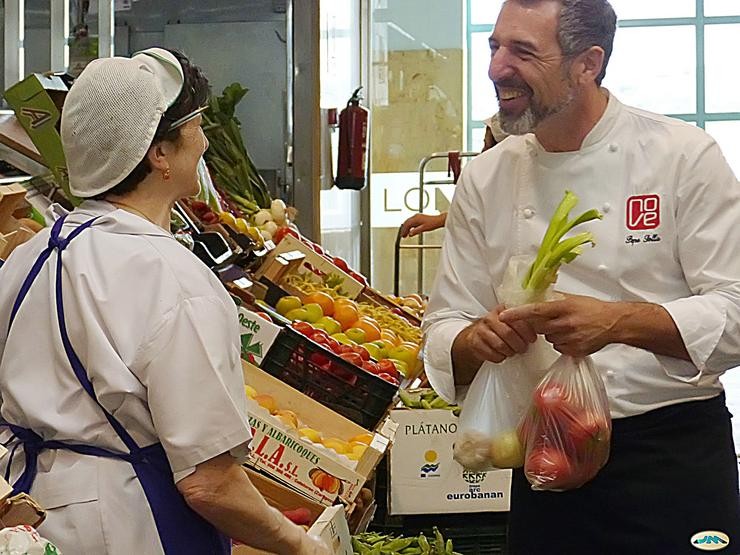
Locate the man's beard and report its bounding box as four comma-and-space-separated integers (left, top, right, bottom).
499, 85, 576, 135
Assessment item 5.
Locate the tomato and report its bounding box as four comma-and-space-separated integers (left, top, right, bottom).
377, 359, 400, 379
338, 352, 363, 367
562, 409, 609, 452
311, 242, 324, 255
336, 344, 355, 355
349, 271, 367, 286
309, 352, 331, 371
352, 345, 370, 361
309, 329, 330, 343
324, 337, 341, 354
378, 373, 400, 386
273, 226, 299, 244
533, 382, 574, 414
254, 311, 272, 322
362, 361, 380, 375
525, 446, 576, 490
332, 256, 350, 272
190, 200, 209, 213
292, 322, 315, 336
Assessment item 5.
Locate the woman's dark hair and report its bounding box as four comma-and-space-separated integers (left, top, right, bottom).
92, 49, 210, 199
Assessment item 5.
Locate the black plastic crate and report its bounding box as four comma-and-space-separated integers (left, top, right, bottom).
261, 326, 398, 429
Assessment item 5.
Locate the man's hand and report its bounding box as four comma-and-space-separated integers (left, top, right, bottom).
498, 294, 620, 357
452, 304, 537, 384
498, 294, 691, 361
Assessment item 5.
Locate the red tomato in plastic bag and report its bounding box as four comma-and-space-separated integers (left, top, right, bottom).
525, 446, 575, 490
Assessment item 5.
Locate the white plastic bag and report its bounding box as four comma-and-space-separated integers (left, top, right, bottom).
0, 525, 61, 555
519, 355, 612, 491
452, 256, 559, 471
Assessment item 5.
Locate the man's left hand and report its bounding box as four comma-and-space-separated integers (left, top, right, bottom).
498, 294, 624, 357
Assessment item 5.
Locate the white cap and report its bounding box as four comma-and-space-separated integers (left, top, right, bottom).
61, 48, 185, 198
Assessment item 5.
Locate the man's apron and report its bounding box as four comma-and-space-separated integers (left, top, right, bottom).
4, 215, 230, 554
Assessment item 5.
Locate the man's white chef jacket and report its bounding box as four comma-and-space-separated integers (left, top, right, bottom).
0, 201, 251, 554
423, 92, 740, 418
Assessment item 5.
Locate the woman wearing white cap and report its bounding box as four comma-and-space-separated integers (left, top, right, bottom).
0, 49, 328, 554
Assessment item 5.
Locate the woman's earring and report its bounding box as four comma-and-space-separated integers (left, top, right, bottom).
163, 168, 171, 180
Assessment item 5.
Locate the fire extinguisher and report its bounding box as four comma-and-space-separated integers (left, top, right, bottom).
335, 87, 369, 190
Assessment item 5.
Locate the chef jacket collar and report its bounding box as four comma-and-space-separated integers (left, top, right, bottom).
60, 200, 175, 239
528, 88, 621, 155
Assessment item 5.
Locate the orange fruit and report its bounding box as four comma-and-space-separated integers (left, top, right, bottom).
334, 297, 358, 311
352, 318, 382, 342
304, 291, 335, 317
334, 303, 360, 331
380, 329, 400, 346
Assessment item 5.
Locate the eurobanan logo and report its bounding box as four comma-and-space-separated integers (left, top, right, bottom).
691, 531, 730, 551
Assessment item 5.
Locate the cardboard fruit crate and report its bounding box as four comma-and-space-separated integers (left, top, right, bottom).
243, 362, 391, 507
260, 326, 399, 429
387, 408, 511, 516
233, 468, 352, 554
255, 235, 365, 299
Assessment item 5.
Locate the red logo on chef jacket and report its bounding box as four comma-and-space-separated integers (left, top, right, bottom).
626, 194, 660, 230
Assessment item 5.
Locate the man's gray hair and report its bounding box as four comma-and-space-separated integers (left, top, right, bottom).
510, 0, 618, 85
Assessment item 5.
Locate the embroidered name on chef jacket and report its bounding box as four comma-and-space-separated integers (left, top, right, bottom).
625, 194, 662, 245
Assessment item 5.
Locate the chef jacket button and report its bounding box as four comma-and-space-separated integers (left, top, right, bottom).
598, 264, 608, 273
606, 370, 616, 379
523, 208, 535, 219
602, 203, 611, 213
609, 143, 618, 152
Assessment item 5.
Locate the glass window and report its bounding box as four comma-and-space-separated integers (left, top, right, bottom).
706, 121, 740, 177
704, 24, 740, 113
471, 127, 486, 153
704, 0, 740, 17
469, 0, 505, 26
608, 0, 695, 20
603, 25, 695, 114
470, 31, 497, 122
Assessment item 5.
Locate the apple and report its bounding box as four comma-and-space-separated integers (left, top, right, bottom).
315, 316, 341, 335
362, 342, 382, 360
387, 358, 408, 378
489, 430, 525, 469
276, 296, 303, 316
345, 327, 367, 345
285, 308, 310, 322
302, 303, 324, 323
331, 333, 356, 346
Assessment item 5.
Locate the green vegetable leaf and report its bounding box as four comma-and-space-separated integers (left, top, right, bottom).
523, 191, 602, 292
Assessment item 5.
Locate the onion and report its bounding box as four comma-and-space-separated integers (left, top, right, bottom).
270, 199, 287, 224
261, 221, 279, 236
253, 209, 274, 226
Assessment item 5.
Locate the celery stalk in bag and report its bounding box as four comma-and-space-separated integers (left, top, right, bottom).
454, 191, 602, 472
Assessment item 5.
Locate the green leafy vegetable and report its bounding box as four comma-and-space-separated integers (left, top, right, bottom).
522, 191, 602, 292
202, 83, 272, 214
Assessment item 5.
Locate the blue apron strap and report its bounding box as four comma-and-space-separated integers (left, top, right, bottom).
7, 216, 67, 332
50, 220, 142, 455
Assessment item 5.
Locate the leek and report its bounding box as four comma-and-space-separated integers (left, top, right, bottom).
522, 191, 602, 292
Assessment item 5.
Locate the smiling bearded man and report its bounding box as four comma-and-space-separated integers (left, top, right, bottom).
421, 0, 740, 553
